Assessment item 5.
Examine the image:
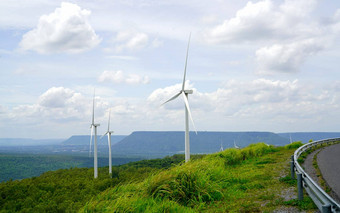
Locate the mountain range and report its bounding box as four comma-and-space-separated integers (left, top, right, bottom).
2, 132, 340, 156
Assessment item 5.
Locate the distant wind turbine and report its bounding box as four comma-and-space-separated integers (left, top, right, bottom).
101, 108, 114, 176
290, 134, 293, 144
90, 90, 100, 178
234, 140, 240, 149
219, 141, 224, 152
162, 33, 197, 163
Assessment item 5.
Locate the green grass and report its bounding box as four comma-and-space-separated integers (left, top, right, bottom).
81, 142, 318, 212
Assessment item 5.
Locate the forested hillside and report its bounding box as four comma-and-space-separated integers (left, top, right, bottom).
0, 154, 142, 182
0, 143, 317, 212
0, 154, 194, 212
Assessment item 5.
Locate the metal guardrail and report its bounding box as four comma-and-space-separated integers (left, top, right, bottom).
291, 138, 340, 213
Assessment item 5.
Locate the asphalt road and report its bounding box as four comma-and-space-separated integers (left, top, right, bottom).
317, 143, 340, 201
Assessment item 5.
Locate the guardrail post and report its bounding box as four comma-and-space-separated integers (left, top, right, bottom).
322, 204, 331, 213
297, 173, 303, 200
291, 155, 295, 179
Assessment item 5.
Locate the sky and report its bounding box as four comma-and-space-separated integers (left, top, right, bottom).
1, 0, 340, 139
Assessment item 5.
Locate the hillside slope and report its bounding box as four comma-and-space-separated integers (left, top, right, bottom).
83, 142, 316, 212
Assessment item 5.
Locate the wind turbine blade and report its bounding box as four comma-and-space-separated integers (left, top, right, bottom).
89, 126, 94, 157
182, 33, 191, 91
108, 108, 111, 132
100, 131, 108, 139
161, 92, 181, 106
92, 89, 95, 125
181, 92, 197, 134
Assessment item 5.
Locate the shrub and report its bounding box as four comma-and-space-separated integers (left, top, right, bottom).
284, 141, 303, 149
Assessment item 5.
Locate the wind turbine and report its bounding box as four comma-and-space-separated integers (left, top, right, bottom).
101, 109, 114, 176
219, 141, 224, 152
162, 33, 196, 163
90, 90, 100, 178
290, 134, 293, 144
234, 140, 240, 149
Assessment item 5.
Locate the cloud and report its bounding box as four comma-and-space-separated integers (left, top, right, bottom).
114, 31, 149, 52
205, 0, 277, 43
8, 87, 110, 124
98, 70, 150, 85
147, 79, 335, 120
203, 0, 338, 74
38, 87, 81, 108
19, 2, 101, 54
205, 0, 318, 44
148, 82, 185, 109
3, 79, 340, 137
255, 38, 327, 74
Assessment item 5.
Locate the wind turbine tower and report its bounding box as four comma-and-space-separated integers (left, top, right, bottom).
102, 109, 114, 176
90, 90, 100, 178
162, 33, 197, 163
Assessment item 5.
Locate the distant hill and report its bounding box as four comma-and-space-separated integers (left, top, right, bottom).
278, 132, 340, 143
61, 135, 126, 146
111, 131, 290, 155
0, 138, 64, 146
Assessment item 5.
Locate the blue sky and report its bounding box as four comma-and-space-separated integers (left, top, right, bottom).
1, 0, 340, 139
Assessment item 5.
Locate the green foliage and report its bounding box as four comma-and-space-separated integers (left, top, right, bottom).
1, 143, 320, 212
216, 143, 276, 166
0, 154, 185, 212
284, 197, 317, 210
284, 141, 303, 149
148, 171, 223, 206
82, 143, 313, 212
279, 175, 297, 186
0, 154, 141, 182
120, 154, 204, 170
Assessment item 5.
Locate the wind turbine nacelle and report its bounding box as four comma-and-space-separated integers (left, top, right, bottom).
183, 90, 193, 94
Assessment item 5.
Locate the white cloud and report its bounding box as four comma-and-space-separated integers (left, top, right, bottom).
39, 87, 80, 108
114, 31, 149, 52
255, 38, 328, 74
148, 82, 184, 109
8, 87, 109, 123
19, 2, 101, 54
148, 79, 337, 121
205, 0, 277, 43
205, 0, 318, 44
203, 0, 338, 74
98, 70, 150, 85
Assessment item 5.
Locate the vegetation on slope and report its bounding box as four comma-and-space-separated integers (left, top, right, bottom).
0, 154, 191, 212
0, 154, 142, 182
83, 142, 316, 212
0, 142, 317, 212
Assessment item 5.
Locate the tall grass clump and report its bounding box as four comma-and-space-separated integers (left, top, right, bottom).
216, 142, 276, 166
148, 170, 223, 207
284, 141, 303, 149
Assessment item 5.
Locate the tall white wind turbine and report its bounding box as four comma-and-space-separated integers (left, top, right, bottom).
101, 109, 114, 176
162, 33, 197, 163
90, 90, 100, 178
